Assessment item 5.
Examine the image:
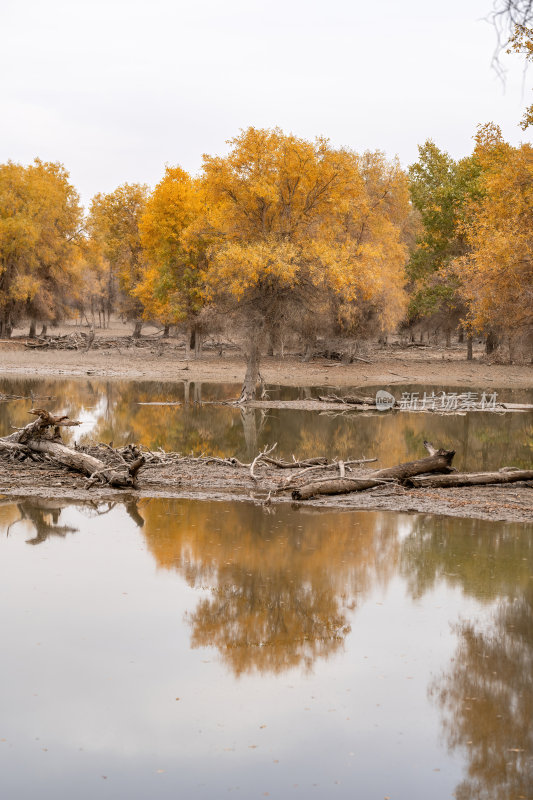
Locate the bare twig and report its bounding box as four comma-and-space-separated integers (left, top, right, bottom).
250, 443, 278, 481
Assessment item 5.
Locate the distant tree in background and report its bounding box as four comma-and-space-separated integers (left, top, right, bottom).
88, 183, 148, 337
136, 166, 208, 352
0, 159, 83, 337
74, 235, 115, 329
335, 150, 412, 344
407, 142, 482, 348
452, 124, 533, 360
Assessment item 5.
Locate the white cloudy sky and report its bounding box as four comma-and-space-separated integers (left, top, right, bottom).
2, 0, 531, 208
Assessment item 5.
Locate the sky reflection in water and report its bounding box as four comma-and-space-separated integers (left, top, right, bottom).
0, 376, 531, 470
1, 497, 532, 799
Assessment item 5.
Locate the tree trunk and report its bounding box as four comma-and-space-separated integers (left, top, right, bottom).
407, 470, 533, 488
29, 320, 36, 339
239, 340, 260, 402
466, 335, 473, 361
194, 328, 203, 358
485, 330, 498, 355
85, 327, 95, 352
458, 326, 464, 344
40, 324, 48, 337
132, 320, 142, 338
508, 336, 515, 364
445, 327, 452, 348
292, 447, 455, 500
163, 325, 170, 338
302, 341, 314, 362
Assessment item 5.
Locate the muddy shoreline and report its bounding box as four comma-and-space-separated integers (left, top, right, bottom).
0, 335, 531, 522
1, 454, 531, 523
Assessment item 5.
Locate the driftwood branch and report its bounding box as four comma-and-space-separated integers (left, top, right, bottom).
292, 445, 456, 500
0, 409, 145, 489
250, 443, 278, 481
407, 470, 533, 488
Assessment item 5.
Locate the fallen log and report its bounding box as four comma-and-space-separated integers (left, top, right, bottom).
292, 444, 455, 500
262, 456, 329, 468
406, 470, 533, 488
0, 409, 145, 488
27, 440, 144, 488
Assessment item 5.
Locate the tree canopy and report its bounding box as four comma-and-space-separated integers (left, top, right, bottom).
0, 159, 82, 335
198, 127, 410, 397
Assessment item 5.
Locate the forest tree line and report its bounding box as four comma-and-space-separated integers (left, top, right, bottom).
0, 27, 531, 395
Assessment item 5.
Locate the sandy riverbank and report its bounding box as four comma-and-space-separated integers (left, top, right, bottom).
0, 333, 530, 523
0, 442, 531, 524
0, 335, 531, 390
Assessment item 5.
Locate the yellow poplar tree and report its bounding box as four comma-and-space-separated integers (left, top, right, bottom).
88, 183, 148, 337
136, 166, 206, 349
200, 127, 409, 400
454, 124, 533, 357
0, 159, 83, 336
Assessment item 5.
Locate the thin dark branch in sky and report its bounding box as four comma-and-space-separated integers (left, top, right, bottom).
489, 0, 533, 77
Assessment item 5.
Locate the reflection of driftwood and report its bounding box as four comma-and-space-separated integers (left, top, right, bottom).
0, 409, 145, 488
292, 443, 455, 500
318, 394, 374, 406
407, 470, 533, 488
4, 496, 146, 544
5, 498, 79, 544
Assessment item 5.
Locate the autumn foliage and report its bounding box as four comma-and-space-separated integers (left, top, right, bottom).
0, 99, 532, 374
454, 124, 533, 346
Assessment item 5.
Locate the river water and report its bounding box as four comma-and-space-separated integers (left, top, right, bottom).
0, 377, 532, 799
0, 377, 531, 470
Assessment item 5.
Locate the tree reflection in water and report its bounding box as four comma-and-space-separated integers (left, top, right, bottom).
430, 591, 533, 800
141, 500, 400, 676
400, 514, 533, 800
0, 377, 531, 470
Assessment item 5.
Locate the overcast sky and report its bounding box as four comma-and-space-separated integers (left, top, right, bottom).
2, 0, 531, 208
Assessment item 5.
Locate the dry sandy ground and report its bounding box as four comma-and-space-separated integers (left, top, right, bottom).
0, 328, 531, 390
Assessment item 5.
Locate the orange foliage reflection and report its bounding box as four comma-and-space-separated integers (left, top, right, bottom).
140, 499, 400, 676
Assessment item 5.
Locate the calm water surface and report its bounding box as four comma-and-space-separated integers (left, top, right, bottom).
1, 498, 533, 799
1, 376, 532, 798
0, 376, 531, 470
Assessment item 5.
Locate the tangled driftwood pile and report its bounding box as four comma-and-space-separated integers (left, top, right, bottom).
0, 410, 531, 505
24, 332, 162, 351
0, 409, 144, 488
